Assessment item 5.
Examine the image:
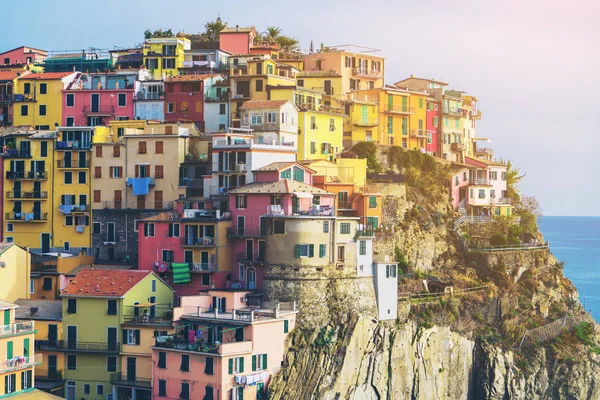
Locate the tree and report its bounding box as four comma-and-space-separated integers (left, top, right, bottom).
517, 195, 543, 217
264, 26, 282, 43
203, 18, 228, 43
498, 159, 526, 203
351, 142, 382, 173
276, 36, 299, 53
144, 29, 174, 39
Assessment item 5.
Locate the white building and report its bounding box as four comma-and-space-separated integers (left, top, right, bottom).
374, 262, 399, 320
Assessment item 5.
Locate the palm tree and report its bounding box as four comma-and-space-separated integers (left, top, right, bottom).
265, 26, 282, 43
499, 159, 526, 202
204, 18, 228, 43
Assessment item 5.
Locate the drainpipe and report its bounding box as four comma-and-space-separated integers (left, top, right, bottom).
302, 112, 307, 159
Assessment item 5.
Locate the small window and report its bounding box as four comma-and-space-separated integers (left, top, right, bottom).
219, 104, 226, 115
479, 189, 486, 199
337, 246, 345, 262
167, 103, 174, 113
228, 356, 245, 374
96, 385, 104, 396
125, 329, 140, 345
64, 171, 72, 184
66, 216, 74, 226
43, 277, 52, 291
205, 357, 214, 375
359, 240, 367, 255
251, 114, 263, 125
107, 299, 118, 315
39, 105, 46, 116
168, 223, 180, 238
78, 171, 86, 184
39, 83, 47, 94
107, 356, 117, 372
66, 93, 74, 107
64, 242, 70, 252
323, 221, 329, 233
256, 80, 263, 92
152, 280, 157, 293
118, 93, 126, 107
144, 223, 155, 237
236, 195, 247, 209
319, 244, 326, 258
29, 279, 34, 294
6, 223, 13, 232
273, 220, 285, 234
369, 196, 377, 208
155, 141, 163, 154
158, 379, 167, 397
340, 223, 351, 234
67, 298, 77, 314
158, 351, 167, 368
180, 354, 190, 372
21, 105, 28, 116
67, 355, 77, 370
252, 354, 268, 371
93, 222, 101, 234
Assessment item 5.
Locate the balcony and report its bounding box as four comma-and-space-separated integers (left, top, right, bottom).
0, 94, 14, 103
6, 191, 48, 199
229, 92, 251, 100
337, 201, 353, 210
190, 262, 215, 273
470, 178, 490, 186
110, 374, 152, 389
444, 108, 463, 117
35, 368, 63, 381
0, 321, 35, 337
178, 178, 203, 188
264, 204, 334, 217
226, 227, 266, 238
204, 92, 229, 102
382, 104, 415, 114
57, 159, 91, 168
474, 147, 494, 157
56, 141, 91, 150
212, 137, 295, 149
34, 340, 62, 351
59, 204, 89, 214
14, 93, 36, 102
217, 163, 247, 173
236, 252, 264, 264
46, 340, 120, 353
101, 200, 174, 211
153, 337, 220, 354
2, 149, 32, 158
411, 129, 428, 139
352, 68, 383, 78
5, 170, 48, 180
134, 92, 164, 101
0, 354, 42, 374
5, 212, 48, 222
122, 315, 172, 327
451, 142, 465, 151
181, 237, 215, 247
82, 105, 115, 115
351, 115, 379, 127
490, 197, 512, 206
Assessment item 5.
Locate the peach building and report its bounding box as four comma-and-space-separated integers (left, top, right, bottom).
152, 290, 296, 400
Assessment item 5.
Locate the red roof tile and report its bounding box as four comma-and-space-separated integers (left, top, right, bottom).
0, 71, 21, 81
18, 72, 73, 80
240, 100, 290, 110
62, 269, 153, 297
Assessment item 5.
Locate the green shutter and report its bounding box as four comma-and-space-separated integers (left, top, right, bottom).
238, 386, 244, 400
171, 263, 191, 284
23, 338, 29, 357
319, 244, 325, 258
239, 357, 244, 372
308, 244, 314, 258
387, 116, 393, 134
295, 245, 301, 258
7, 341, 13, 359
402, 118, 407, 135
284, 320, 289, 333
387, 94, 393, 111
3, 310, 9, 325
369, 196, 377, 208
361, 105, 368, 124
262, 354, 267, 370
252, 355, 257, 371
228, 358, 233, 374
419, 98, 423, 108
401, 96, 407, 111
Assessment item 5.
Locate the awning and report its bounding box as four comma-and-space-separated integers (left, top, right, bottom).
172, 263, 191, 284
293, 192, 313, 199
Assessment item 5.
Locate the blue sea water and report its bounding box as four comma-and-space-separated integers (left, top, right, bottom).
538, 216, 600, 320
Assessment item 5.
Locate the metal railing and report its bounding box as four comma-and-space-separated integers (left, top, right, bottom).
0, 321, 35, 337
236, 252, 264, 263
122, 315, 172, 327
471, 178, 489, 185
82, 105, 115, 114
59, 204, 88, 214
0, 94, 14, 103
35, 368, 63, 380
451, 142, 465, 151
100, 200, 174, 210
352, 68, 382, 78
2, 149, 32, 158
351, 116, 379, 126
490, 197, 511, 205
226, 227, 266, 238
6, 191, 48, 199
57, 159, 90, 168
181, 237, 215, 247
337, 201, 353, 210
474, 147, 494, 156
383, 104, 415, 114
110, 374, 152, 389
34, 340, 62, 351
134, 92, 164, 100
56, 141, 92, 150
5, 170, 48, 180
14, 93, 36, 102
265, 204, 334, 217
444, 108, 463, 117
41, 340, 121, 353
0, 354, 42, 374
153, 338, 219, 354
212, 137, 295, 148
190, 262, 215, 272
5, 212, 48, 221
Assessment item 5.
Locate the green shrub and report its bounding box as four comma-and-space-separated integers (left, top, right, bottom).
395, 246, 409, 273
573, 322, 595, 346
490, 234, 508, 246
351, 142, 382, 173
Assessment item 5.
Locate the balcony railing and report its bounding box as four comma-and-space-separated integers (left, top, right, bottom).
236, 252, 264, 263
383, 104, 415, 114
444, 108, 463, 117
122, 315, 172, 327
40, 340, 120, 353
226, 227, 266, 238
0, 94, 14, 103
352, 68, 382, 78
57, 159, 91, 168
451, 142, 465, 151
35, 368, 63, 381
110, 374, 152, 389
181, 237, 215, 247
5, 212, 48, 222
190, 262, 215, 272
82, 105, 115, 114
337, 201, 353, 210
59, 204, 89, 214
474, 147, 494, 156
34, 340, 62, 351
5, 170, 48, 180
0, 354, 42, 374
490, 197, 512, 205
153, 338, 220, 354
265, 204, 334, 217
6, 191, 48, 199
2, 149, 32, 158
100, 200, 174, 211
0, 321, 35, 337
411, 129, 428, 138
351, 116, 379, 127
14, 93, 36, 102
212, 138, 295, 148
56, 141, 92, 150
134, 92, 164, 100
471, 178, 489, 186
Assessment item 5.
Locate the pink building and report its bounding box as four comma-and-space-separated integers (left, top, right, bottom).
152, 290, 296, 400
227, 162, 335, 290
164, 75, 213, 130
62, 71, 137, 126
449, 163, 471, 212
219, 27, 257, 55
0, 46, 47, 66
426, 98, 440, 156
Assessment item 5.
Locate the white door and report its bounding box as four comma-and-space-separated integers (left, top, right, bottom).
66, 381, 76, 400
247, 268, 256, 290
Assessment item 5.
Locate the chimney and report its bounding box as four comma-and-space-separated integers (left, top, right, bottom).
236, 25, 239, 31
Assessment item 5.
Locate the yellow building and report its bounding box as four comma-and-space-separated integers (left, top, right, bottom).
296, 71, 343, 105
143, 37, 191, 80
14, 300, 64, 397
0, 243, 30, 303
229, 56, 297, 127
13, 72, 78, 129
342, 100, 379, 148
297, 108, 344, 161
29, 254, 94, 301
60, 269, 174, 400
2, 129, 56, 253
0, 300, 41, 398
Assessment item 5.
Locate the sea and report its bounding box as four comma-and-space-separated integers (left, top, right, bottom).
538, 216, 600, 321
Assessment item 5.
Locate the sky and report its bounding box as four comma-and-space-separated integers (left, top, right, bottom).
2, 0, 599, 216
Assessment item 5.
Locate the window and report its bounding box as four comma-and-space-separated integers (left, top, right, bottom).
205, 357, 214, 375
43, 277, 52, 291
21, 105, 28, 116
20, 370, 32, 390
64, 242, 70, 252
337, 246, 345, 262
310, 116, 317, 130
478, 189, 486, 199
401, 138, 407, 148
4, 374, 16, 394
312, 196, 320, 206
366, 216, 379, 229
295, 244, 314, 258
78, 171, 86, 184
167, 103, 174, 113
251, 114, 263, 125
323, 221, 329, 233
144, 223, 155, 237
180, 354, 190, 372
419, 98, 424, 108
433, 116, 438, 127
319, 244, 326, 258
310, 142, 316, 154
180, 382, 190, 400
168, 223, 180, 237
64, 171, 72, 184
455, 118, 460, 128
490, 171, 498, 180
162, 250, 174, 263
155, 165, 164, 178
118, 93, 126, 107
470, 188, 473, 199
67, 298, 77, 314
155, 141, 163, 154
39, 105, 46, 116
266, 112, 276, 123
152, 279, 157, 292
490, 189, 496, 199
93, 222, 101, 234
236, 195, 247, 209
158, 351, 167, 368
162, 58, 175, 69
369, 196, 377, 208
138, 141, 147, 154
252, 354, 268, 371
158, 379, 167, 396
67, 354, 77, 370
83, 384, 91, 395
228, 356, 244, 374
66, 93, 74, 107
256, 80, 263, 92
110, 166, 122, 178
124, 329, 140, 345
455, 176, 459, 186
219, 104, 226, 115
37, 83, 47, 94
273, 220, 285, 234
501, 172, 507, 180
5, 237, 13, 243
340, 223, 351, 234
359, 240, 368, 255
29, 279, 34, 294
107, 299, 117, 315
107, 356, 117, 372
386, 264, 397, 278
205, 386, 215, 400
96, 384, 104, 396
6, 223, 13, 232
444, 117, 449, 127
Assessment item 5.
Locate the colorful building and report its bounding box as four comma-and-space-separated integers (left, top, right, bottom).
181, 49, 230, 74
296, 71, 343, 105
29, 254, 95, 301
59, 269, 174, 400
341, 99, 379, 147
0, 300, 41, 398
13, 73, 78, 130
0, 71, 30, 127
142, 37, 191, 80
463, 157, 511, 217
0, 47, 47, 67
14, 300, 64, 397
164, 74, 220, 130
0, 243, 30, 302
204, 78, 230, 133
152, 289, 296, 400
219, 26, 257, 55
425, 97, 441, 156
133, 67, 165, 121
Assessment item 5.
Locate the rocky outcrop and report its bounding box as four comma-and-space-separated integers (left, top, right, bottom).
269, 315, 600, 400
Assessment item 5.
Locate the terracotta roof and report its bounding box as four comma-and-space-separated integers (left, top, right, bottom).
65, 264, 135, 277
18, 72, 73, 80
0, 70, 22, 81
62, 269, 153, 297
228, 179, 333, 195
165, 74, 222, 82
240, 100, 289, 110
